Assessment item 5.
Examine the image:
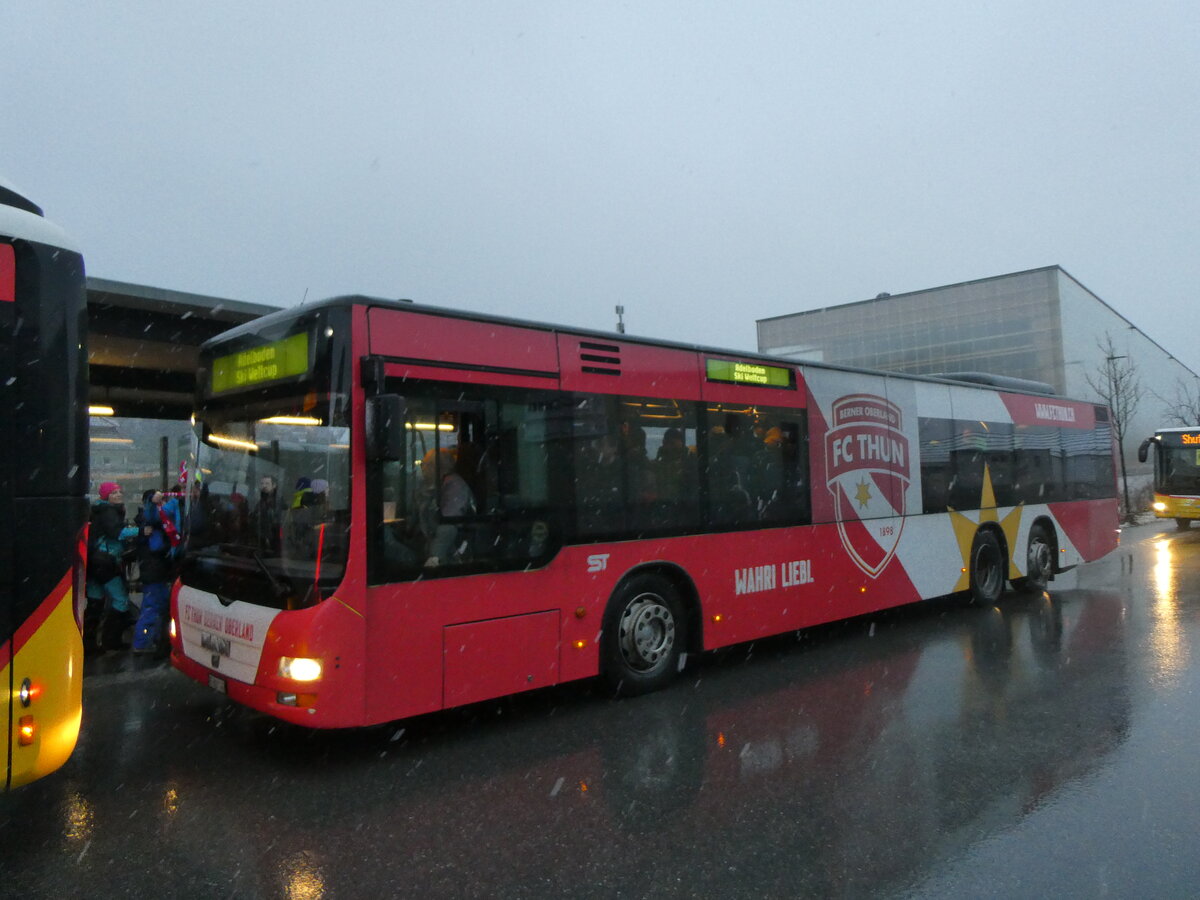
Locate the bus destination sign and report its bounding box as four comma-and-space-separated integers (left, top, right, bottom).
211, 332, 309, 394
706, 358, 793, 389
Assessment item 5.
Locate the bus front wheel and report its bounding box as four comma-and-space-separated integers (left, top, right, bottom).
1176, 518, 1192, 531
970, 529, 1005, 606
602, 573, 686, 696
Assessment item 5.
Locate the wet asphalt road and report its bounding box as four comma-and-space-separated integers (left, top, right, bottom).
3, 521, 1200, 899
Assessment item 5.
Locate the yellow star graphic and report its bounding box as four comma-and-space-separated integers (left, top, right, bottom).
948, 464, 1024, 592
855, 479, 872, 509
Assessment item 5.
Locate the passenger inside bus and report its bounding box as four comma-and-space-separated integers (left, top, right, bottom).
708, 413, 759, 522
251, 475, 283, 555
576, 430, 623, 533
653, 427, 691, 502
424, 442, 479, 567
283, 476, 327, 560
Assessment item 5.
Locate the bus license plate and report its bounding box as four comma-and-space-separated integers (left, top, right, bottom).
208, 674, 227, 695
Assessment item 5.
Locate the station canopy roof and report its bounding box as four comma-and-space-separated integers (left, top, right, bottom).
87, 277, 280, 420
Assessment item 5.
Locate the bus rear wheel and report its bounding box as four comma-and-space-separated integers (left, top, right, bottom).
1015, 523, 1054, 594
602, 573, 686, 696
969, 529, 1005, 606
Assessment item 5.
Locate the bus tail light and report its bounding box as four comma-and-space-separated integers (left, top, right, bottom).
18, 716, 36, 746
278, 657, 323, 682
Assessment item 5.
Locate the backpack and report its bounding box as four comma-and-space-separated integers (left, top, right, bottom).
88, 534, 122, 583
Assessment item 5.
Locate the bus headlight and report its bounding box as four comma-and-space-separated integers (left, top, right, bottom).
1153, 502, 1167, 512
278, 657, 322, 682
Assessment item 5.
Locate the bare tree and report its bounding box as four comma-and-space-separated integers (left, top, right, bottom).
1085, 333, 1142, 522
1155, 376, 1200, 427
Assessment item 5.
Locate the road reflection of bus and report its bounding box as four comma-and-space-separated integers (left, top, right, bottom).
25, 587, 1126, 897
0, 179, 88, 789
592, 590, 1129, 896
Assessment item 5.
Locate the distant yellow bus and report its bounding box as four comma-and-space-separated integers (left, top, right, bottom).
0, 179, 88, 788
1138, 427, 1200, 529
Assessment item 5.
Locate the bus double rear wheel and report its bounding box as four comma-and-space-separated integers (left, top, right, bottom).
1014, 522, 1055, 594
969, 529, 1005, 606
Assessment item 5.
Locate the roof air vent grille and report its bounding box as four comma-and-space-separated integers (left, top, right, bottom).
579, 340, 621, 376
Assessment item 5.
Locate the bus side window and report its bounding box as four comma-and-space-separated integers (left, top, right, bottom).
765, 416, 809, 525
368, 394, 439, 580
420, 406, 491, 568
983, 422, 1016, 506
377, 459, 422, 571
492, 396, 570, 561
919, 417, 954, 514
626, 399, 699, 533
1013, 424, 1056, 503
371, 387, 569, 581
575, 396, 625, 536
705, 410, 758, 526
704, 406, 808, 528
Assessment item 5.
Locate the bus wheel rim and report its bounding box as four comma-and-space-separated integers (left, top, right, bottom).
618, 593, 676, 672
1029, 538, 1052, 581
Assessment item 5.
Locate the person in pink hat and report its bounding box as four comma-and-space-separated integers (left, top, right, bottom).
84, 482, 138, 653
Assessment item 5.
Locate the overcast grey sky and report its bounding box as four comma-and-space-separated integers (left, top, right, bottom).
5, 2, 1199, 368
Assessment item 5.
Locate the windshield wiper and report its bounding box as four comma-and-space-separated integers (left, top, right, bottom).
251, 549, 291, 600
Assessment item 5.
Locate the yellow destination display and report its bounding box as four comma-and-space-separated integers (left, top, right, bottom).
706, 358, 793, 388
212, 332, 309, 394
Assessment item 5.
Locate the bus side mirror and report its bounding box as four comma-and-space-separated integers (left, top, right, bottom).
1137, 438, 1153, 464
365, 394, 406, 461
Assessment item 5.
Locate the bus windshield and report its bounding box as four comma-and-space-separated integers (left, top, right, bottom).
183, 311, 352, 609
186, 399, 350, 609
1159, 444, 1200, 494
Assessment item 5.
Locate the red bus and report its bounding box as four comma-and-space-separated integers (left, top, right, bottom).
170, 297, 1120, 727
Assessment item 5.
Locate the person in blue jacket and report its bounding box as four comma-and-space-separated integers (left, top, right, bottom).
85, 482, 139, 653
132, 490, 180, 656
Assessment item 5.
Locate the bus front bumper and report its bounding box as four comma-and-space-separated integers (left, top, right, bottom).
171, 647, 340, 728
1152, 494, 1200, 519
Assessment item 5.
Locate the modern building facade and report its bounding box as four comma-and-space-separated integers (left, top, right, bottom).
757, 266, 1198, 479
